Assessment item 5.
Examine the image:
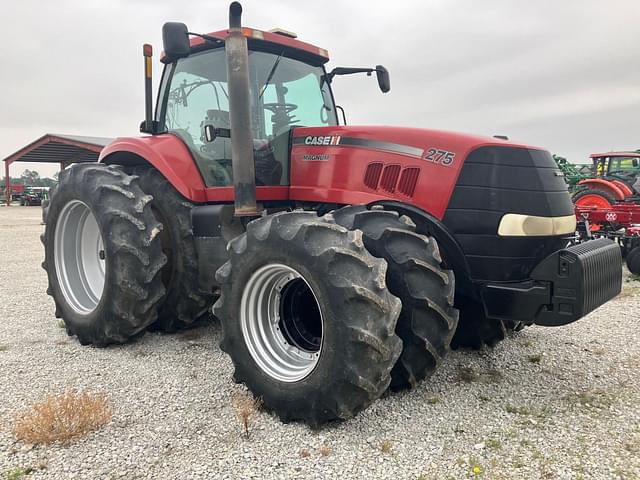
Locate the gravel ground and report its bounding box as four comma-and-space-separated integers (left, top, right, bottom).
0, 205, 639, 480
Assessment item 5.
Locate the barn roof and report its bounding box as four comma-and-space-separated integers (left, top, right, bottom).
2, 134, 113, 166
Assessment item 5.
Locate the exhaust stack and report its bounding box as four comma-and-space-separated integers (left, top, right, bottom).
226, 2, 259, 216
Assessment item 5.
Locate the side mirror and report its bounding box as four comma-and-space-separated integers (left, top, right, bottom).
375, 65, 390, 93
162, 22, 190, 63
633, 158, 639, 167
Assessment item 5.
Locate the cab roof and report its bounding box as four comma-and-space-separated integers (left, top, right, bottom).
590, 151, 640, 159
185, 27, 330, 66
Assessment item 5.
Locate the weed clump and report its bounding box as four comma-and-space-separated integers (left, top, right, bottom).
319, 445, 332, 457
232, 391, 261, 439
14, 390, 111, 444
380, 439, 393, 453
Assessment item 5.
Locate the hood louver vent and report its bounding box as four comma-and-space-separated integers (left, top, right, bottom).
398, 167, 420, 197
364, 162, 383, 189
380, 165, 401, 193
363, 163, 420, 197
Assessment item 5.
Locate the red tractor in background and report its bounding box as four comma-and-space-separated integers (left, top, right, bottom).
572, 151, 640, 208
41, 3, 622, 425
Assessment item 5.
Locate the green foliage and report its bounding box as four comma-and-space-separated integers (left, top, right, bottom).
1, 170, 58, 188
4, 467, 33, 480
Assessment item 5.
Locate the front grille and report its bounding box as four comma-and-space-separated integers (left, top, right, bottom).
443, 146, 574, 281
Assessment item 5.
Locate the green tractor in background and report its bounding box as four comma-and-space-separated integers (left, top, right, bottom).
553, 154, 590, 192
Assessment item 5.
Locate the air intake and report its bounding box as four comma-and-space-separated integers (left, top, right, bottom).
364, 162, 383, 190
380, 164, 401, 193
398, 167, 420, 197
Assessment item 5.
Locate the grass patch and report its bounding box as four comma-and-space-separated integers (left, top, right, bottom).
527, 354, 542, 364
457, 366, 478, 383
485, 438, 502, 450
565, 390, 613, 409
426, 396, 439, 405
14, 390, 111, 445
57, 320, 66, 329
4, 467, 33, 480
232, 391, 261, 439
456, 366, 502, 384
505, 404, 534, 415
0, 345, 8, 352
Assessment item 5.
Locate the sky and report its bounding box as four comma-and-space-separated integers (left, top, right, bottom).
1, 0, 639, 178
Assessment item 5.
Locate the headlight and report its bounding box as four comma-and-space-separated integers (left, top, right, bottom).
497, 214, 576, 236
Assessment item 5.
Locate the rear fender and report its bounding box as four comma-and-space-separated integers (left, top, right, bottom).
577, 178, 625, 200
608, 179, 634, 198
99, 134, 207, 202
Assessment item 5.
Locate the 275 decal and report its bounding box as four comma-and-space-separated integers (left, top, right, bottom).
423, 148, 455, 166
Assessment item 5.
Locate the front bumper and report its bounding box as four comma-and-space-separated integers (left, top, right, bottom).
480, 238, 622, 326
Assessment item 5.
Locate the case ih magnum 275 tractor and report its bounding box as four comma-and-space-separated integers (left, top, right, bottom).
42, 3, 622, 424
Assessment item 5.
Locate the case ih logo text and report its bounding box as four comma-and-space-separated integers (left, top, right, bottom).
304, 135, 342, 146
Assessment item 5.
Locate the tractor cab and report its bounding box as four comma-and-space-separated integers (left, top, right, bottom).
156, 40, 338, 187
590, 152, 640, 192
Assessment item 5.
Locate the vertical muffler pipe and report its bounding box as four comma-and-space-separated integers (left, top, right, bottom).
226, 1, 259, 216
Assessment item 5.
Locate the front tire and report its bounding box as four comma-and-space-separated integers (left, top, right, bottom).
332, 205, 458, 391
214, 211, 402, 425
42, 164, 167, 346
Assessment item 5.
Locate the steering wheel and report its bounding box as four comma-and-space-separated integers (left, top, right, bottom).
263, 102, 298, 115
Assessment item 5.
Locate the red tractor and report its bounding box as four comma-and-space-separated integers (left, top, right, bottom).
572, 151, 640, 208
41, 3, 622, 425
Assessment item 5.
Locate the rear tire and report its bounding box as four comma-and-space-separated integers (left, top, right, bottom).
214, 211, 402, 425
42, 164, 167, 346
332, 205, 458, 391
627, 246, 640, 275
132, 167, 216, 331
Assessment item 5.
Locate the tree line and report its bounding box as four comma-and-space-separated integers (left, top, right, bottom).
1, 169, 58, 188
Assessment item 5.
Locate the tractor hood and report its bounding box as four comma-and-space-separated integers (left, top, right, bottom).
290, 125, 543, 220
290, 125, 573, 283
292, 125, 539, 162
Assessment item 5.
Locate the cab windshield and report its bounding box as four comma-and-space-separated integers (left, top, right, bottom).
158, 48, 337, 187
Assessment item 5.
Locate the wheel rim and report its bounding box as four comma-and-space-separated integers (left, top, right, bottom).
574, 193, 613, 208
54, 200, 106, 314
240, 263, 323, 382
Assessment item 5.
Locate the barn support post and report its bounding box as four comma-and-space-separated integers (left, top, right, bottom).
4, 161, 10, 206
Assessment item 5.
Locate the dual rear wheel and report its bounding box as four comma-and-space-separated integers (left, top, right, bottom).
42, 164, 215, 345
214, 206, 459, 423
